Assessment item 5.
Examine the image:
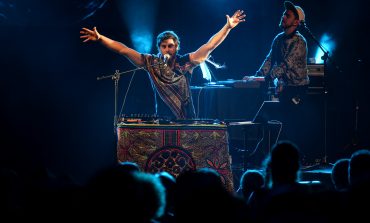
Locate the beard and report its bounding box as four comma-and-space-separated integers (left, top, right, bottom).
280, 20, 295, 30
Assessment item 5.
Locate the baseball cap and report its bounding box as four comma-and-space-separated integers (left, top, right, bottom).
284, 1, 305, 22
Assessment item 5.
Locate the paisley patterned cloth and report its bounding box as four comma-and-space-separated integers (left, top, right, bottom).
117, 123, 234, 192
257, 31, 309, 87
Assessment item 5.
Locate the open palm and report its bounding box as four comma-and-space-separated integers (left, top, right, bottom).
80, 27, 101, 42
227, 10, 246, 29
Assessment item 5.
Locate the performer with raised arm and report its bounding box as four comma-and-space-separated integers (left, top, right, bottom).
80, 10, 246, 120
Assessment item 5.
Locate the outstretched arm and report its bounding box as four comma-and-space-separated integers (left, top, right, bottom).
190, 10, 246, 64
80, 27, 144, 67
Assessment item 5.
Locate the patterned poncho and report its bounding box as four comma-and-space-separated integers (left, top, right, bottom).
142, 53, 197, 119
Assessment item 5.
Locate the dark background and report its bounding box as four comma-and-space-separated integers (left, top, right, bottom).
1, 0, 369, 183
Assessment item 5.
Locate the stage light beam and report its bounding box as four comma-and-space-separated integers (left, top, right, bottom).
314, 33, 336, 64
118, 0, 159, 53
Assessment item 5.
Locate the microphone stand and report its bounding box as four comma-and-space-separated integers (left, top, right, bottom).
300, 22, 342, 169
96, 60, 165, 135
97, 67, 145, 135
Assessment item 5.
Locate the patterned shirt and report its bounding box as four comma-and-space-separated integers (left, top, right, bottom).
257, 31, 309, 87
142, 53, 197, 119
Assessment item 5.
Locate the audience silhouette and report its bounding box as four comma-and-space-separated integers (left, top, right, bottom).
331, 158, 350, 191
85, 164, 166, 222
2, 145, 370, 222
237, 169, 265, 201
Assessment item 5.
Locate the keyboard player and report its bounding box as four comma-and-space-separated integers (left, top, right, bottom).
242, 1, 309, 105
241, 1, 310, 156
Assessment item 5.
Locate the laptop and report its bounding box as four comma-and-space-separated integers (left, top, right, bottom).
227, 101, 280, 126
252, 100, 280, 124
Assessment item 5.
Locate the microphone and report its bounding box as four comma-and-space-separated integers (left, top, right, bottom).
163, 54, 170, 66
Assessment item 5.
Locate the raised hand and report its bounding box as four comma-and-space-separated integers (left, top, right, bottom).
80, 26, 101, 42
226, 10, 246, 29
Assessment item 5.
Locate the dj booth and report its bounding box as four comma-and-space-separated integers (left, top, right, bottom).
116, 122, 234, 191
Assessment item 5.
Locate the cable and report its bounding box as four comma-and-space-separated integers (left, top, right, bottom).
196, 87, 204, 119
248, 120, 282, 157
119, 70, 136, 118
267, 120, 283, 144
248, 128, 265, 157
